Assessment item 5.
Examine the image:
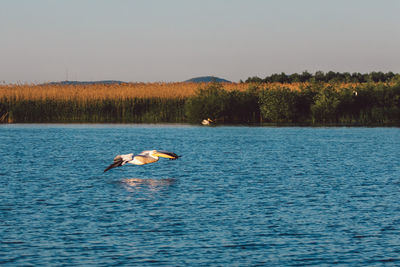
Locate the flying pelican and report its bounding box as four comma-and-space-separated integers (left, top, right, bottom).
104, 150, 180, 172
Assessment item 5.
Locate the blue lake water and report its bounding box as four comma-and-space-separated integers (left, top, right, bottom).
1, 125, 400, 266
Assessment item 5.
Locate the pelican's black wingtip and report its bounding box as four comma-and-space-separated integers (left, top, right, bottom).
169, 155, 181, 160
103, 165, 113, 173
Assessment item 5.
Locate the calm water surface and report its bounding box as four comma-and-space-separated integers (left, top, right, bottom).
1, 125, 400, 266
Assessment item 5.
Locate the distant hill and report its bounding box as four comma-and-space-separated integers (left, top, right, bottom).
185, 76, 231, 83
46, 80, 127, 85
45, 77, 232, 85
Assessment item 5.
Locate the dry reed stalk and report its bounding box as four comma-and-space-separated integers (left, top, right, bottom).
0, 82, 246, 101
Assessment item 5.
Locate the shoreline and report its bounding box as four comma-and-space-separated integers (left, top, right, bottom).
1, 122, 399, 127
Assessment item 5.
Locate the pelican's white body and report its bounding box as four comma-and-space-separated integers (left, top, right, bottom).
129, 157, 146, 165
129, 151, 157, 165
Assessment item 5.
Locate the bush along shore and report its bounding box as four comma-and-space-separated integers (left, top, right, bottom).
1, 80, 399, 125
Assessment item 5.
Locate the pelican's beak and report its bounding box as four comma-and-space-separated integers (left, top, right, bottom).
154, 153, 175, 159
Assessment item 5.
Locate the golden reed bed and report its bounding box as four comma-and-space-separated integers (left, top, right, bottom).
0, 82, 361, 101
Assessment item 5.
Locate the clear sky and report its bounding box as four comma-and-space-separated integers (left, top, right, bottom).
1, 0, 399, 83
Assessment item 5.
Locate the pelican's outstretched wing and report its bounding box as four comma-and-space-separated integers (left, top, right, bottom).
153, 150, 180, 160
104, 153, 133, 172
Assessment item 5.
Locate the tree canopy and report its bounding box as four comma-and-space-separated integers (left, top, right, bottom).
245, 71, 399, 84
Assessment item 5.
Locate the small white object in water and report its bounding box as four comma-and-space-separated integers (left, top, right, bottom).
202, 118, 213, 125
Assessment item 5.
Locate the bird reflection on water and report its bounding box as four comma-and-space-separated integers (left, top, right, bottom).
120, 178, 176, 193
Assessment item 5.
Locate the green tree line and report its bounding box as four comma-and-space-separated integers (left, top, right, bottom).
245, 71, 399, 84
185, 82, 400, 125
